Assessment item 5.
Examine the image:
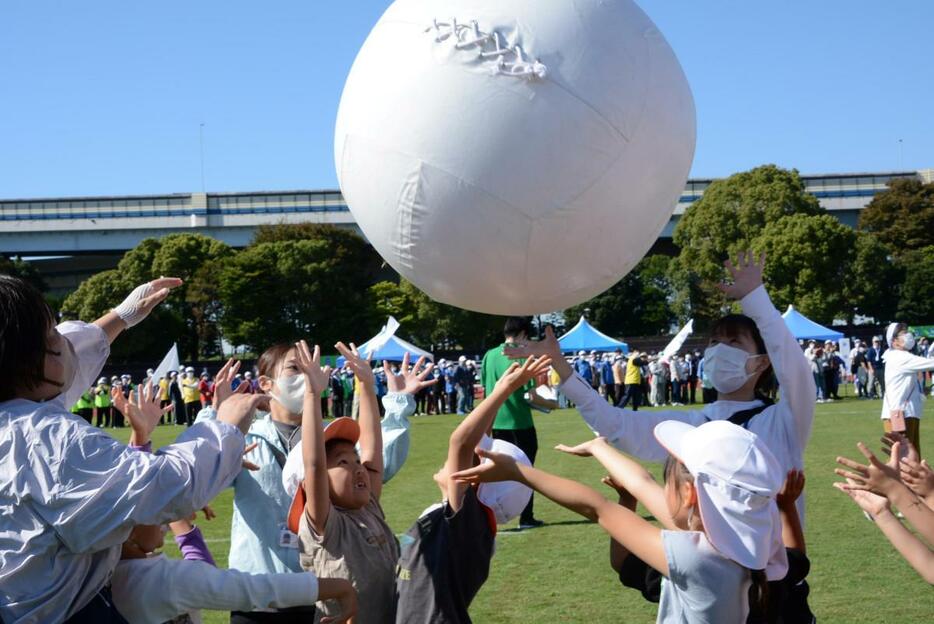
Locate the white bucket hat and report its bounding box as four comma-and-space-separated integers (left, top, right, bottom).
476, 435, 533, 525
654, 420, 788, 580
885, 322, 901, 347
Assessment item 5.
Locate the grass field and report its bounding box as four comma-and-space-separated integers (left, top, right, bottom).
119, 397, 934, 623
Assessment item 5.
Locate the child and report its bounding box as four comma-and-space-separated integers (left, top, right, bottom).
600, 462, 812, 623
288, 340, 415, 623
454, 420, 787, 623
395, 355, 551, 624
0, 275, 254, 623
506, 252, 815, 526
108, 386, 356, 624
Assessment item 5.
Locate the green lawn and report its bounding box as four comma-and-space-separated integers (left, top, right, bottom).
120, 398, 934, 623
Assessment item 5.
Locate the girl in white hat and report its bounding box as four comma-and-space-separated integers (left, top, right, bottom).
454, 419, 787, 623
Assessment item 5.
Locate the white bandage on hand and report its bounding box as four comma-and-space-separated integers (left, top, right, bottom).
112, 281, 156, 328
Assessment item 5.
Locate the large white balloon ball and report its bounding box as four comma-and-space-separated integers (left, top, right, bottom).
335, 0, 695, 315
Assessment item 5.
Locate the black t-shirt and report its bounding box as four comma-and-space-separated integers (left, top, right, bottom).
850, 351, 867, 374
396, 486, 495, 624
618, 548, 814, 624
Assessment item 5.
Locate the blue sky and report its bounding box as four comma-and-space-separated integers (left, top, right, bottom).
1, 1, 931, 199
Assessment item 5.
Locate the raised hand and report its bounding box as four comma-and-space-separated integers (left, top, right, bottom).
777, 469, 806, 510
881, 432, 919, 466
503, 325, 562, 361
112, 381, 172, 446
834, 480, 891, 518
451, 447, 522, 485
335, 341, 375, 387
112, 277, 184, 328
835, 442, 902, 496
217, 392, 271, 435
900, 457, 934, 499
496, 354, 552, 392
295, 340, 331, 396
212, 358, 242, 409
383, 352, 436, 395
718, 251, 765, 301
555, 436, 608, 458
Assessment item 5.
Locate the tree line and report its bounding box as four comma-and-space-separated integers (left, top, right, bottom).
5, 164, 931, 361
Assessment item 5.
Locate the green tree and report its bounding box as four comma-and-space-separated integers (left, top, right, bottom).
896, 246, 934, 324
845, 232, 903, 323
671, 165, 824, 326
218, 231, 381, 351
565, 254, 676, 337
368, 278, 504, 351
753, 214, 855, 324
858, 178, 934, 252
0, 256, 47, 292
150, 234, 232, 360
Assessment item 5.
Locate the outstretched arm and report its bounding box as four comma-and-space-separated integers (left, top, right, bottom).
336, 342, 384, 499
95, 277, 183, 343
836, 484, 934, 584
453, 449, 669, 576
555, 437, 674, 529
444, 356, 552, 510
296, 341, 333, 535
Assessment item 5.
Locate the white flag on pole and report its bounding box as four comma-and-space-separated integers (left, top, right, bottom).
151, 343, 180, 385
361, 316, 401, 360
661, 319, 694, 362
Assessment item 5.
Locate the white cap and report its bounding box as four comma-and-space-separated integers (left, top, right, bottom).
654, 420, 788, 580
476, 435, 533, 524
577, 350, 586, 356
886, 322, 900, 347
185, 366, 195, 373
458, 355, 467, 363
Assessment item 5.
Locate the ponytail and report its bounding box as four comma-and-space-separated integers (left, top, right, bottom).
748, 568, 770, 621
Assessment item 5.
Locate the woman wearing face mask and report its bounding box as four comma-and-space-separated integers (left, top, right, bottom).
508, 252, 815, 526
0, 275, 259, 624
881, 322, 934, 454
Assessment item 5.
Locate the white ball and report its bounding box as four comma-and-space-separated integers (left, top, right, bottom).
335, 0, 695, 315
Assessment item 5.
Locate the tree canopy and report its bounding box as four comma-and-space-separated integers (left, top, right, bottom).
565, 254, 676, 337
858, 178, 934, 252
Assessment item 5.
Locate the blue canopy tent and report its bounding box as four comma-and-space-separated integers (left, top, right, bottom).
557, 316, 629, 354
781, 305, 844, 341
337, 333, 434, 366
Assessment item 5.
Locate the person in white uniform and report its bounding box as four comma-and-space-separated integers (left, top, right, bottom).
0, 275, 259, 624
880, 322, 934, 454
505, 252, 815, 526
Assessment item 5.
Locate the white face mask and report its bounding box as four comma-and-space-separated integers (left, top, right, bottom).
901, 333, 916, 351
703, 343, 764, 394
270, 374, 306, 414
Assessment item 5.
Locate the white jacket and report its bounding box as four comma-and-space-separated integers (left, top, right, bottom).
881, 349, 934, 419
0, 322, 245, 624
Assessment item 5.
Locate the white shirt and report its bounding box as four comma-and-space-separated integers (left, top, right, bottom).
0, 322, 246, 624
111, 555, 319, 624
560, 286, 815, 522
881, 349, 934, 419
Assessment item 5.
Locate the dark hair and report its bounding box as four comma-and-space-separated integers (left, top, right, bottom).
503, 316, 533, 339
709, 314, 775, 398
325, 437, 357, 459
748, 569, 770, 621
256, 343, 295, 380
0, 276, 55, 401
